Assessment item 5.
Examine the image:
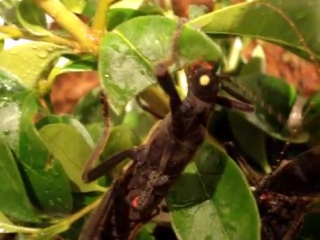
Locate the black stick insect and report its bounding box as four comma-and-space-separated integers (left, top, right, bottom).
225, 142, 320, 240
78, 20, 254, 240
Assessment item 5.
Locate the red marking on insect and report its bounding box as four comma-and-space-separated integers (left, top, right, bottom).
131, 196, 140, 208
260, 192, 272, 201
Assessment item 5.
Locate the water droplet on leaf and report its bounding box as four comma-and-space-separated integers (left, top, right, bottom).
3, 129, 10, 135
49, 200, 54, 206
37, 51, 48, 58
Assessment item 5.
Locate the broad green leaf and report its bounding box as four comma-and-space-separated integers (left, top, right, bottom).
0, 42, 71, 89
38, 123, 101, 193
0, 92, 73, 214
167, 141, 259, 240
62, 0, 85, 13
99, 15, 222, 114
107, 8, 148, 30
0, 68, 26, 97
37, 115, 94, 148
228, 111, 271, 173
190, 0, 320, 62
0, 138, 39, 223
17, 0, 51, 36
234, 73, 308, 142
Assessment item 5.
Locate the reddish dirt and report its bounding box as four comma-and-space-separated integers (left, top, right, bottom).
50, 71, 99, 114
242, 40, 319, 96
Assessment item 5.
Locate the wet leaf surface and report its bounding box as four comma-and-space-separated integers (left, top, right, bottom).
0, 138, 39, 223
99, 15, 222, 114
167, 141, 259, 240
0, 91, 72, 215
190, 0, 320, 62
38, 123, 101, 193
17, 0, 51, 36
0, 42, 71, 89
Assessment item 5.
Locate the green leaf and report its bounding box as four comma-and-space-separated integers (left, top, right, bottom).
228, 111, 271, 173
48, 55, 97, 84
122, 101, 156, 140
167, 141, 259, 240
61, 0, 85, 13
0, 138, 39, 223
38, 123, 101, 193
0, 68, 26, 97
190, 0, 320, 62
0, 42, 71, 89
0, 92, 73, 215
73, 88, 104, 125
99, 15, 223, 114
107, 8, 148, 30
234, 73, 307, 142
17, 0, 51, 36
136, 224, 155, 240
36, 114, 94, 148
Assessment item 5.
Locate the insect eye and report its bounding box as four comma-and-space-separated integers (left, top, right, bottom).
199, 74, 211, 86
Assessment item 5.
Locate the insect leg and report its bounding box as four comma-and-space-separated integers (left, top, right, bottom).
220, 84, 252, 104
82, 90, 112, 182
216, 96, 254, 112
78, 183, 118, 240
224, 142, 259, 187
283, 214, 304, 240
83, 147, 139, 183
153, 18, 186, 114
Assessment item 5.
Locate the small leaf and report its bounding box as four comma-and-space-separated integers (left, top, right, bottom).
38, 123, 101, 192
17, 0, 51, 36
190, 0, 320, 62
1, 92, 73, 215
167, 141, 260, 240
0, 42, 71, 89
99, 15, 222, 114
0, 138, 39, 223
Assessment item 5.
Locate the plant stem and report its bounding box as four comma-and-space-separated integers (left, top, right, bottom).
66, 195, 104, 224
34, 0, 98, 53
92, 0, 112, 40
0, 25, 79, 49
